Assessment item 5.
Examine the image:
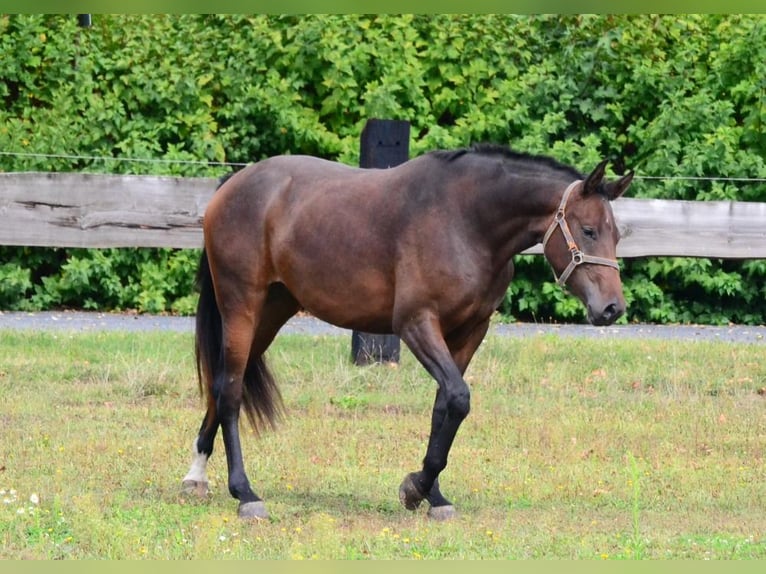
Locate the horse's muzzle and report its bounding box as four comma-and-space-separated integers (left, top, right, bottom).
589, 301, 625, 326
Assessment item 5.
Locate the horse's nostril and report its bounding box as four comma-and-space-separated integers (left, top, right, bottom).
602, 302, 623, 324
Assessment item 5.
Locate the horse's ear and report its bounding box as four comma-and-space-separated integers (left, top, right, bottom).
602, 171, 634, 201
582, 159, 609, 196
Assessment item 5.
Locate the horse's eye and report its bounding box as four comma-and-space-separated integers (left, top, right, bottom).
583, 226, 597, 240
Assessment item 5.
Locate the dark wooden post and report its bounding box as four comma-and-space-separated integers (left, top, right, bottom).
351, 119, 409, 365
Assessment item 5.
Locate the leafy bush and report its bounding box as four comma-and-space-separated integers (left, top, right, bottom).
1, 14, 765, 323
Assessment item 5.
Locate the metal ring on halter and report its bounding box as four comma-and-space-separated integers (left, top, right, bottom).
541, 180, 620, 288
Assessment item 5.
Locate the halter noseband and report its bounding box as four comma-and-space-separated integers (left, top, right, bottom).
541, 180, 620, 287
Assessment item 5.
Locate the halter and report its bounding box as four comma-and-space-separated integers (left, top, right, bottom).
541, 180, 620, 287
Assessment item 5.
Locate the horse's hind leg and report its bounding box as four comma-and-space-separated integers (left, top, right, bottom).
231, 284, 300, 519
216, 304, 270, 519
189, 264, 298, 521
183, 249, 222, 500
182, 416, 219, 498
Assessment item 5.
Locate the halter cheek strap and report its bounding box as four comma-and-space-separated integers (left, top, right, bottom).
542, 180, 620, 288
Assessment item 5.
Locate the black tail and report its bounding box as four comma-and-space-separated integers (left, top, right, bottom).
195, 249, 283, 434
194, 249, 222, 430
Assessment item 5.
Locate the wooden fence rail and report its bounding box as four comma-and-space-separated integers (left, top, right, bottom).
2, 172, 766, 259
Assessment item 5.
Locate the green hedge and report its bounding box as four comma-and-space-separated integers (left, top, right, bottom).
1, 14, 765, 323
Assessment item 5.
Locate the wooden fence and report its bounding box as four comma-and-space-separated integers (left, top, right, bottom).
1, 171, 765, 259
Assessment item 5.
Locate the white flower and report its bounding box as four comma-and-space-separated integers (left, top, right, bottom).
29, 493, 39, 505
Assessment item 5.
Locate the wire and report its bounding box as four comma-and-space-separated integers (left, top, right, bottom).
0, 151, 248, 169
1, 150, 765, 182
635, 175, 766, 183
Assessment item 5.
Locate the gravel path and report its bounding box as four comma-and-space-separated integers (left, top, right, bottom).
1, 310, 765, 345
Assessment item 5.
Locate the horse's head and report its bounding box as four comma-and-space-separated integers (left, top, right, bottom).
542, 160, 634, 326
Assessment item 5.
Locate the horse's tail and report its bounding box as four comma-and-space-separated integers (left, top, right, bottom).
194, 248, 221, 432
195, 249, 283, 435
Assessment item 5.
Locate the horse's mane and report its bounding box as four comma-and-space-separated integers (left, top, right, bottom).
432, 143, 583, 180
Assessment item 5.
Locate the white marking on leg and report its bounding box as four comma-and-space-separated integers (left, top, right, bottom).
182, 439, 209, 484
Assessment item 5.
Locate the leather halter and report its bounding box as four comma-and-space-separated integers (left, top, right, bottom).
541, 180, 620, 287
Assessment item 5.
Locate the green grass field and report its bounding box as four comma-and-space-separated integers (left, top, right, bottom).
0, 327, 764, 559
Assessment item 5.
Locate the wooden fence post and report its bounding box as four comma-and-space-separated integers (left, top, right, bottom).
351, 119, 409, 365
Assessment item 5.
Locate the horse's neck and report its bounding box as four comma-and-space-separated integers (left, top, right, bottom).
477, 176, 563, 260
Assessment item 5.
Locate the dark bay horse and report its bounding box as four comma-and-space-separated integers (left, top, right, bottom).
181, 144, 634, 520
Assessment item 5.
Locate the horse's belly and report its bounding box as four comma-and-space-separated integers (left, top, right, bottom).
280, 267, 396, 333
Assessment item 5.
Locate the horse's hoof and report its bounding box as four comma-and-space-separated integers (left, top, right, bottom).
398, 472, 425, 511
181, 479, 209, 498
427, 504, 457, 521
238, 500, 269, 521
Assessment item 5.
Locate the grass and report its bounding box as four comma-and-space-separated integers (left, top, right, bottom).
0, 327, 764, 559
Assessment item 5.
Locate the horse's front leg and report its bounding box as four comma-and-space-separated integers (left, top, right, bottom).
398, 317, 491, 520
398, 386, 461, 520
397, 314, 479, 520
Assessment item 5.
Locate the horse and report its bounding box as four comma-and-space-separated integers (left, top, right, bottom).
181, 143, 634, 520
